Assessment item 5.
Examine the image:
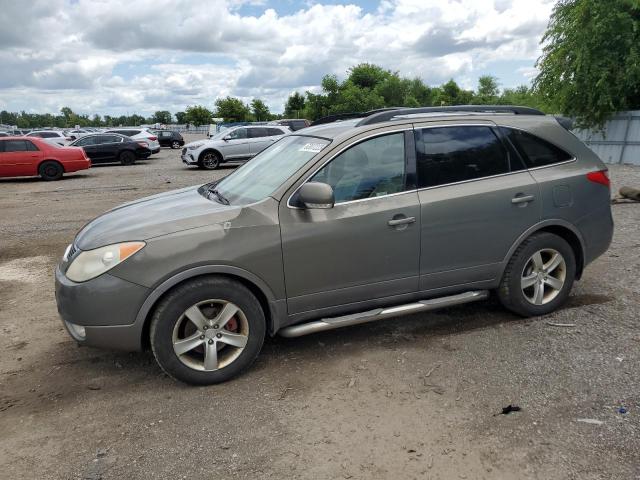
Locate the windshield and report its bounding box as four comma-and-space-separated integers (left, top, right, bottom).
202, 135, 330, 205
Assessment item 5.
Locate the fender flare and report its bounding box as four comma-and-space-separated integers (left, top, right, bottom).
499, 219, 586, 278
133, 265, 284, 341
198, 148, 224, 163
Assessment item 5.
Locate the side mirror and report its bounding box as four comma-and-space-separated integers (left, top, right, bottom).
299, 182, 334, 209
222, 136, 230, 142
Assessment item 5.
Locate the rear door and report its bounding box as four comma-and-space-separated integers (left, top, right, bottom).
247, 127, 272, 156
414, 123, 540, 291
279, 130, 421, 315
97, 135, 124, 161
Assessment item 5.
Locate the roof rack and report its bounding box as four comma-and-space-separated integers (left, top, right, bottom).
310, 108, 400, 126
355, 105, 545, 127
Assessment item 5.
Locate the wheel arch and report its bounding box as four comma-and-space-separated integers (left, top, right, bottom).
502, 220, 586, 281
138, 265, 282, 350
198, 148, 223, 163
38, 158, 66, 173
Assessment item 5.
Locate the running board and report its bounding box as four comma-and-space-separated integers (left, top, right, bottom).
279, 290, 489, 338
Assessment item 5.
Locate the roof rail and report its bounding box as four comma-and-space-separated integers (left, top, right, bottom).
355, 105, 545, 127
310, 108, 400, 126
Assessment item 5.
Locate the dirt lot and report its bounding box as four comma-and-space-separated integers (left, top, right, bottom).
0, 136, 638, 479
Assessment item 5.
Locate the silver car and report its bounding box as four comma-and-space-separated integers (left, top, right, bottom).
181, 125, 290, 169
55, 106, 613, 385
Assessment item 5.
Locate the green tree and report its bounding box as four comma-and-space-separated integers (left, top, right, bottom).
250, 99, 271, 121
175, 111, 187, 124
534, 0, 640, 128
347, 63, 390, 89
214, 97, 250, 122
152, 110, 172, 124
434, 79, 473, 105
284, 92, 306, 117
474, 75, 500, 104
185, 105, 214, 126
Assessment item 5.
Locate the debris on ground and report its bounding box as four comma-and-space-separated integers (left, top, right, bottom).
619, 186, 640, 201
500, 405, 521, 415
546, 322, 577, 327
577, 418, 603, 425
618, 407, 628, 414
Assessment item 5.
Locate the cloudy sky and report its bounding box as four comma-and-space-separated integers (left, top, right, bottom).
0, 0, 555, 117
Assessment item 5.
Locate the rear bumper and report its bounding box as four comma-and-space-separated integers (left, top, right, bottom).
578, 203, 614, 266
55, 266, 149, 351
64, 159, 91, 173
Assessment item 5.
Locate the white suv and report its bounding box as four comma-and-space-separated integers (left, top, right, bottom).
26, 130, 71, 146
106, 128, 160, 153
182, 125, 289, 170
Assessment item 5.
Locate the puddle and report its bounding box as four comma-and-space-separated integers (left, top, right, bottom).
0, 256, 52, 283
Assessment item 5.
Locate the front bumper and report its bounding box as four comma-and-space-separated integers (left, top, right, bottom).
55, 266, 150, 351
181, 150, 198, 165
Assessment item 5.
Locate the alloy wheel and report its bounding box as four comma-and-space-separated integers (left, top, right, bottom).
172, 299, 249, 371
202, 153, 219, 169
521, 248, 566, 305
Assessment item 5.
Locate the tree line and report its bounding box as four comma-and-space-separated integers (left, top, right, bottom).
2, 0, 637, 130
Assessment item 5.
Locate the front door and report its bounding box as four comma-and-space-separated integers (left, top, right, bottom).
279, 131, 421, 315
219, 127, 250, 161
247, 127, 272, 156
0, 140, 42, 176
413, 124, 541, 290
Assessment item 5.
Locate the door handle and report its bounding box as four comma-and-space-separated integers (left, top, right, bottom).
388, 216, 416, 227
511, 194, 535, 204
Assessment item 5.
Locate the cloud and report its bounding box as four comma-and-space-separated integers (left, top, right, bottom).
0, 0, 554, 116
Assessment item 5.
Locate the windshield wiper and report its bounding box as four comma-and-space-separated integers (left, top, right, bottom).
206, 185, 230, 205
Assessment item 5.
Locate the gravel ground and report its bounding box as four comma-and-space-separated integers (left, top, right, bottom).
0, 136, 638, 479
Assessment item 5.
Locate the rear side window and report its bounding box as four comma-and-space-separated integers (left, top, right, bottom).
25, 141, 39, 151
3, 140, 29, 152
40, 132, 59, 138
100, 135, 122, 143
267, 128, 285, 136
76, 136, 99, 146
249, 128, 268, 138
500, 127, 573, 168
415, 126, 513, 188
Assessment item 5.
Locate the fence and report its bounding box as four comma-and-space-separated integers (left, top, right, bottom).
573, 110, 640, 165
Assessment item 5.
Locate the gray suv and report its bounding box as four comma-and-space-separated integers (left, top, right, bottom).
55, 106, 613, 385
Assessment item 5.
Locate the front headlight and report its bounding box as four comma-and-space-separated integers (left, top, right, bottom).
66, 241, 146, 283
187, 143, 204, 150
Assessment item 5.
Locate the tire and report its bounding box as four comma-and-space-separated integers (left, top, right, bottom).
119, 150, 136, 166
39, 161, 64, 181
150, 276, 266, 385
498, 232, 576, 317
171, 141, 181, 149
199, 151, 221, 170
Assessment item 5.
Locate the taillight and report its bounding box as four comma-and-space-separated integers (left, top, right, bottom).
586, 169, 610, 188
148, 136, 157, 141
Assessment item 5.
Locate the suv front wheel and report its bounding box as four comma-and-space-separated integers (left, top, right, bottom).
150, 276, 266, 385
498, 232, 576, 317
199, 151, 221, 170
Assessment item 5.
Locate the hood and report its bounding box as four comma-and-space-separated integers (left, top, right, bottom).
74, 186, 239, 250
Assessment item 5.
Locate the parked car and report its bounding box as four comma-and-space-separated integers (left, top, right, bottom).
69, 133, 151, 165
154, 130, 185, 149
26, 130, 71, 146
55, 105, 613, 385
181, 125, 290, 169
0, 136, 90, 180
0, 132, 9, 137
65, 129, 91, 140
105, 128, 160, 153
268, 118, 310, 131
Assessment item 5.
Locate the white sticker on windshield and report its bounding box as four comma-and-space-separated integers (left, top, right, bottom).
299, 143, 325, 153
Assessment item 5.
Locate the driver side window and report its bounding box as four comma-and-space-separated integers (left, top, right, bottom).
311, 132, 406, 203
226, 128, 247, 140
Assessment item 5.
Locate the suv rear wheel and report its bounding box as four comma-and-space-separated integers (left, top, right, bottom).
171, 140, 181, 149
498, 232, 576, 317
150, 277, 266, 385
119, 150, 136, 165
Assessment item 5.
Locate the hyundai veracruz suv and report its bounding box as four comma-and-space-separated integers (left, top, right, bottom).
181, 125, 290, 169
55, 106, 613, 385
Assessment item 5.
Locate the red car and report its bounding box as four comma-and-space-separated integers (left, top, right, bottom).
0, 136, 91, 181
